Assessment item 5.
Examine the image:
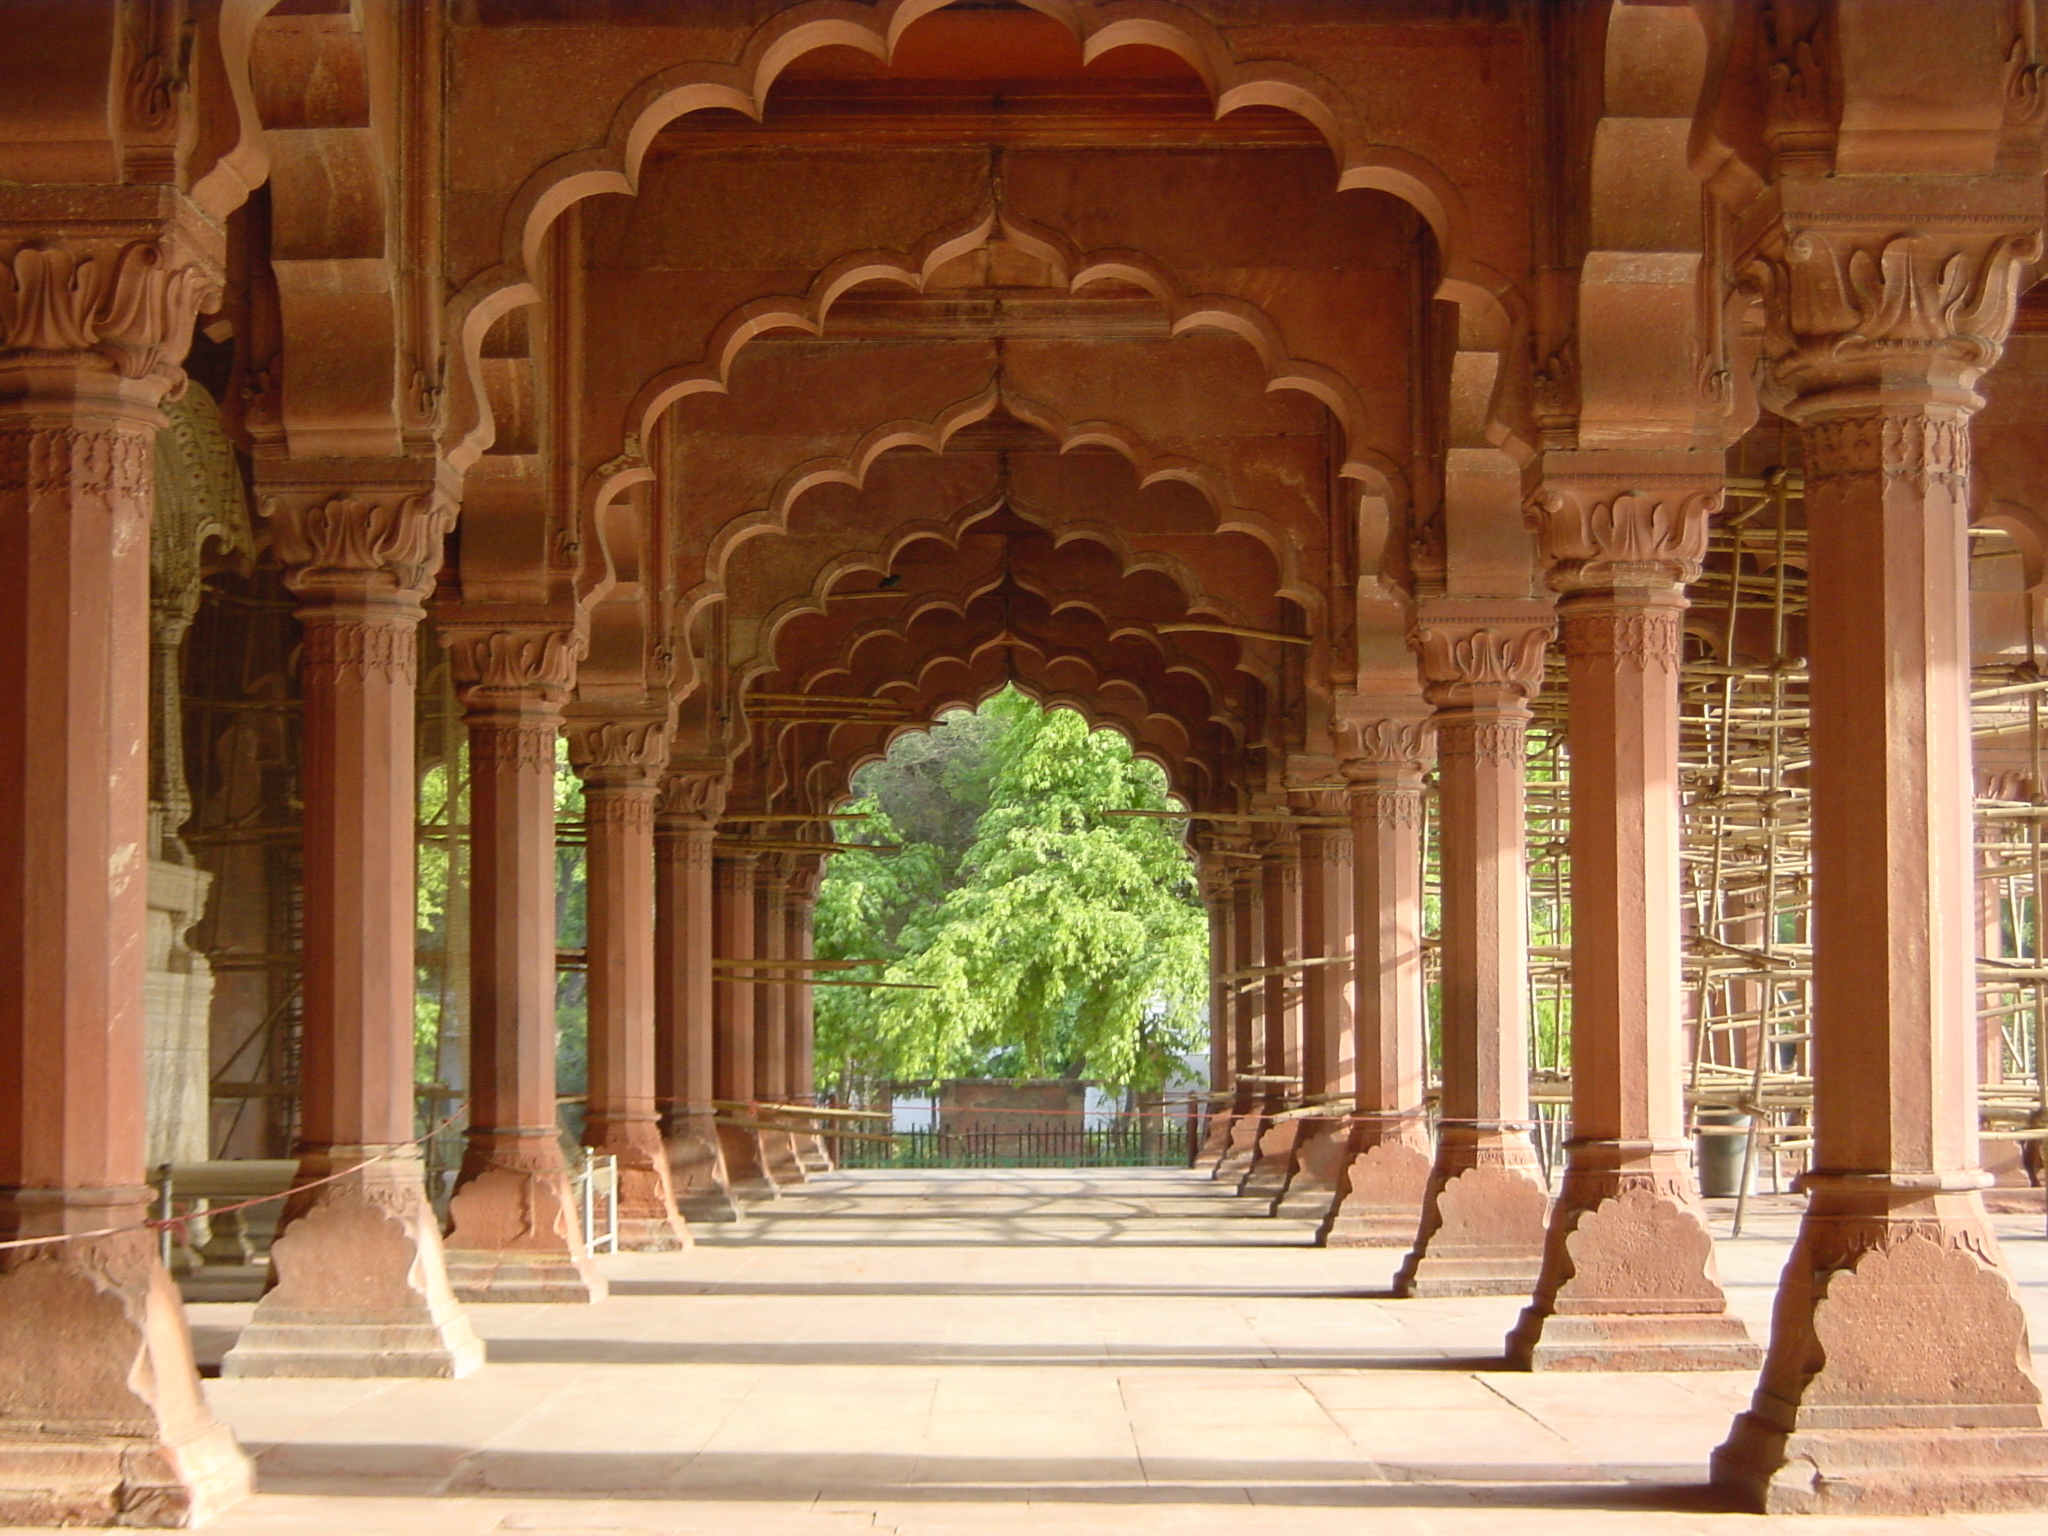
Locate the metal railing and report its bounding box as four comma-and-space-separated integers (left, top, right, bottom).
571, 1149, 619, 1253
836, 1118, 1190, 1169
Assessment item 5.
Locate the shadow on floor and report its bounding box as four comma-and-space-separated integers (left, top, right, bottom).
604, 1279, 1394, 1300
470, 1338, 1488, 1369
242, 1445, 1740, 1513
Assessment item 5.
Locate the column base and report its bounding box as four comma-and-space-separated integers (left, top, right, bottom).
1211, 1112, 1264, 1183
1506, 1147, 1757, 1371
797, 1133, 834, 1174
665, 1112, 742, 1222
716, 1122, 782, 1201
760, 1128, 808, 1185
220, 1148, 484, 1379
1394, 1139, 1550, 1298
1320, 1129, 1432, 1248
1711, 1175, 2048, 1514
443, 1134, 608, 1303
0, 1200, 252, 1528
1237, 1116, 1303, 1201
1191, 1109, 1235, 1170
1272, 1118, 1349, 1218
588, 1116, 691, 1251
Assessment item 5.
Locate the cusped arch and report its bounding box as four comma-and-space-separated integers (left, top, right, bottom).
444, 0, 1510, 470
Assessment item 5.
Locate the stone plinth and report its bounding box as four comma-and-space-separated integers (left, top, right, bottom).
442, 1131, 607, 1304
1320, 1125, 1433, 1247
222, 1151, 484, 1378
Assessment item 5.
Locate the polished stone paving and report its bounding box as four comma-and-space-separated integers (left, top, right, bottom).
147, 1169, 2048, 1531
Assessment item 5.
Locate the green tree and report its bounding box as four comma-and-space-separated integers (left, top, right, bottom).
814, 689, 1207, 1094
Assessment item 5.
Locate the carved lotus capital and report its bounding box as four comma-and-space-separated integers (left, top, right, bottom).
659, 768, 730, 825
1408, 612, 1553, 708
1525, 483, 1717, 592
1336, 718, 1434, 782
1747, 223, 2041, 410
265, 486, 456, 607
0, 236, 220, 394
568, 715, 673, 787
443, 625, 585, 705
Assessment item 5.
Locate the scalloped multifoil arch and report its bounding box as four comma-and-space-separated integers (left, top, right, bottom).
754, 580, 1246, 742
587, 205, 1395, 502
444, 0, 1518, 474
675, 382, 1322, 646
736, 478, 1283, 682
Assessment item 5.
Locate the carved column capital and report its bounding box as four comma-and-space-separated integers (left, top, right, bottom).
1408, 604, 1554, 711
567, 715, 673, 792
1336, 717, 1434, 783
443, 623, 585, 710
657, 767, 730, 829
1526, 452, 1720, 593
263, 479, 457, 610
0, 230, 221, 400
1745, 214, 2041, 415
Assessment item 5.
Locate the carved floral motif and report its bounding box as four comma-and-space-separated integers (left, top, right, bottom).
1748, 231, 2039, 404
0, 240, 216, 386
1352, 786, 1426, 833
298, 615, 416, 685
1558, 606, 1686, 671
1436, 718, 1527, 766
1804, 412, 1971, 496
445, 627, 584, 700
1409, 623, 1551, 706
469, 722, 559, 771
659, 769, 729, 823
0, 424, 154, 512
266, 490, 455, 603
1525, 487, 1717, 590
568, 718, 672, 779
1337, 718, 1433, 778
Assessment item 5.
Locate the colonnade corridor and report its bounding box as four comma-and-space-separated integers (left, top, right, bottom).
153, 1168, 2045, 1535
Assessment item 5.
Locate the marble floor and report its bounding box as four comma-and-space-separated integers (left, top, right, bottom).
147, 1168, 2048, 1533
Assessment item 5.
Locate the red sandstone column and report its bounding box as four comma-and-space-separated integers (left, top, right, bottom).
785, 854, 831, 1172
569, 718, 689, 1251
713, 845, 775, 1196
0, 220, 253, 1521
225, 471, 482, 1379
438, 625, 605, 1301
1710, 221, 2048, 1511
1275, 787, 1358, 1218
1192, 845, 1238, 1169
1323, 717, 1437, 1246
1214, 840, 1266, 1180
655, 766, 736, 1219
1241, 830, 1305, 1198
752, 856, 804, 1183
1394, 607, 1554, 1296
1507, 459, 1755, 1370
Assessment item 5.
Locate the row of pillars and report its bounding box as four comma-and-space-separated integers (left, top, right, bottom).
6, 201, 2048, 1520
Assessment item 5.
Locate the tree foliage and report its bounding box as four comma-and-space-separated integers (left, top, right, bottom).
814, 689, 1207, 1095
